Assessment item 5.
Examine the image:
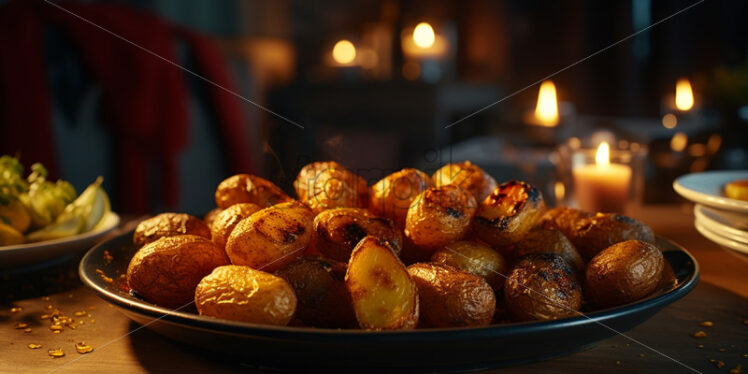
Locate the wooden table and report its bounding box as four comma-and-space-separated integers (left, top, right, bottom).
1, 204, 747, 373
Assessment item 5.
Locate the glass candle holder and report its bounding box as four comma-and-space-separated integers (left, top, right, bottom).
552, 137, 647, 215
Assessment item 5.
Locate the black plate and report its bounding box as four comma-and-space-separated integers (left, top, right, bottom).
80, 232, 699, 372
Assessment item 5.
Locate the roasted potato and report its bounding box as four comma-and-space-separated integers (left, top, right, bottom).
539, 207, 593, 241
571, 213, 655, 260
275, 257, 357, 328
585, 240, 664, 307
203, 207, 222, 228
133, 213, 211, 247
195, 265, 296, 325
127, 235, 229, 308
225, 201, 314, 272
215, 174, 290, 209
405, 185, 477, 249
210, 203, 262, 248
294, 161, 343, 202
0, 199, 31, 233
432, 161, 498, 201
312, 207, 402, 262
472, 180, 545, 248
303, 167, 368, 214
504, 253, 582, 321
513, 228, 585, 272
431, 240, 509, 292
407, 263, 495, 327
346, 236, 419, 330
369, 168, 433, 227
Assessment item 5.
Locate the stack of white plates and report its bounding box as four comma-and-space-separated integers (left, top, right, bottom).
674, 170, 748, 255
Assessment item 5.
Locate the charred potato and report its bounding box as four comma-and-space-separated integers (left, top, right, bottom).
472, 181, 545, 247
431, 241, 509, 292
312, 207, 402, 262
303, 167, 368, 214
215, 174, 290, 209
275, 257, 356, 328
572, 213, 655, 260
540, 207, 592, 239
346, 236, 419, 330
432, 161, 498, 201
294, 161, 343, 201
133, 213, 211, 247
210, 203, 262, 248
585, 240, 664, 307
225, 201, 314, 272
203, 207, 223, 228
195, 265, 296, 325
407, 263, 495, 327
369, 168, 434, 227
513, 228, 585, 272
405, 185, 477, 249
504, 253, 582, 321
127, 235, 229, 308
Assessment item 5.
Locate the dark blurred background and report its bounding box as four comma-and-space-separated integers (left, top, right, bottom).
0, 0, 746, 214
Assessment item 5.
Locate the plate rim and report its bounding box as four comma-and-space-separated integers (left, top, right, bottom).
673, 170, 748, 213
695, 220, 748, 255
0, 211, 120, 253
694, 205, 748, 244
79, 232, 700, 341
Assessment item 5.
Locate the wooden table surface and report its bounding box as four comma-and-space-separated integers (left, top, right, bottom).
1, 204, 747, 374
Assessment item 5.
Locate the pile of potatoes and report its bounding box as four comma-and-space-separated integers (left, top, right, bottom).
126, 161, 664, 330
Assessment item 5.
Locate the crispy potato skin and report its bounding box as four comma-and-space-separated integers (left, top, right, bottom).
127, 235, 229, 308
472, 181, 546, 247
513, 228, 585, 272
294, 161, 343, 202
539, 207, 592, 240
407, 263, 495, 327
215, 174, 291, 209
432, 161, 498, 201
345, 236, 419, 330
405, 185, 477, 249
225, 201, 314, 272
203, 208, 223, 228
195, 265, 297, 325
369, 168, 434, 228
585, 240, 664, 307
431, 241, 509, 292
275, 257, 357, 328
133, 213, 211, 247
571, 213, 655, 260
302, 168, 368, 214
504, 253, 582, 321
210, 203, 262, 248
312, 207, 402, 262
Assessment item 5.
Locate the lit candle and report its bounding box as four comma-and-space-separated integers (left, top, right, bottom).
524, 80, 559, 127
674, 78, 694, 111
572, 142, 632, 213
401, 22, 448, 58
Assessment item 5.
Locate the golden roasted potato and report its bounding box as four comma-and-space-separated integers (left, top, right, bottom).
312, 207, 402, 262
472, 180, 545, 247
133, 213, 211, 247
346, 236, 419, 330
275, 257, 357, 328
725, 179, 748, 201
195, 265, 296, 325
203, 207, 223, 228
504, 253, 582, 321
407, 263, 495, 327
302, 167, 368, 214
431, 241, 509, 292
513, 228, 585, 272
215, 174, 290, 209
405, 185, 477, 249
225, 201, 314, 272
585, 240, 664, 307
127, 235, 229, 308
0, 199, 31, 233
432, 161, 498, 201
571, 213, 655, 260
369, 168, 433, 227
539, 207, 593, 242
210, 203, 262, 248
0, 221, 24, 245
294, 161, 343, 201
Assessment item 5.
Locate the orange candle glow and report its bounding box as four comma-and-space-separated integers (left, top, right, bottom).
572, 142, 632, 213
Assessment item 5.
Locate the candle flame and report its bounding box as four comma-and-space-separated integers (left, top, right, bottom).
675, 78, 694, 111
534, 80, 559, 127
332, 40, 356, 65
413, 22, 436, 49
595, 141, 610, 167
